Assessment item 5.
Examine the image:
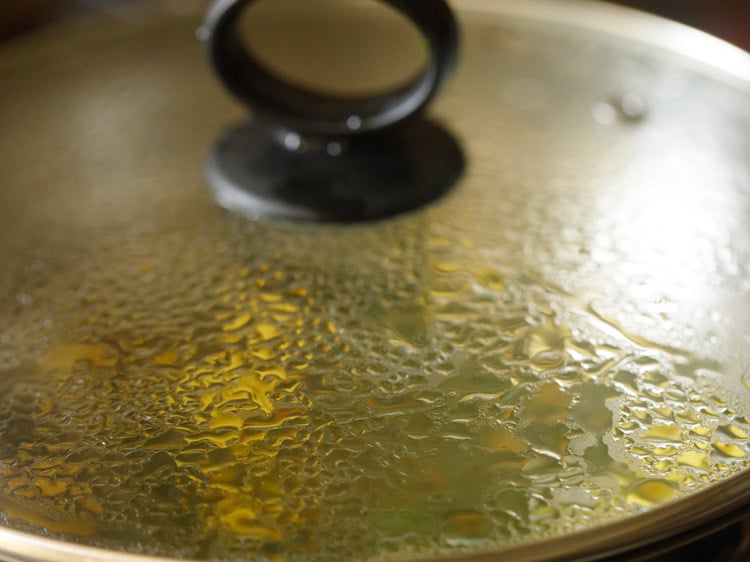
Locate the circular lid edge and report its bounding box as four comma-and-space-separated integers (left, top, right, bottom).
458, 0, 750, 90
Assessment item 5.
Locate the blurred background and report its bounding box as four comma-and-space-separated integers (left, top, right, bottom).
615, 0, 749, 49
1, 0, 748, 50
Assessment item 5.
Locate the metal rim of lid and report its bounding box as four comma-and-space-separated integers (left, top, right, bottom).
0, 1, 749, 561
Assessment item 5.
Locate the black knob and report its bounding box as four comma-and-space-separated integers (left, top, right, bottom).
201, 0, 464, 222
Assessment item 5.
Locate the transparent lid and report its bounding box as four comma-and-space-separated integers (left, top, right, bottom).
0, 1, 749, 561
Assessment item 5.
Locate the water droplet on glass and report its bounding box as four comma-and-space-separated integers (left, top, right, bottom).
593, 92, 647, 125
626, 479, 678, 508
713, 442, 746, 459
442, 512, 492, 545
326, 141, 343, 157
16, 293, 32, 306
282, 132, 302, 151
195, 25, 209, 42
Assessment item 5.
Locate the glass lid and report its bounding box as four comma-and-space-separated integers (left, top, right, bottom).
0, 1, 749, 560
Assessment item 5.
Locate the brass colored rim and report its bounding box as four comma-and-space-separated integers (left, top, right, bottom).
461, 0, 750, 89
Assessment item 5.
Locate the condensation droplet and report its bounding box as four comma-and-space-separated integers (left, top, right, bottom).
626, 479, 678, 508
593, 92, 647, 125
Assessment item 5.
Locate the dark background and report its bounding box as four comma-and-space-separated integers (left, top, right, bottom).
612, 0, 749, 49
1, 0, 748, 50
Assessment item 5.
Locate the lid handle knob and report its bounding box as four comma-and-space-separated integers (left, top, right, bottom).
201, 0, 464, 221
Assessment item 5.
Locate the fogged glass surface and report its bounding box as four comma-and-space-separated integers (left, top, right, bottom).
0, 3, 749, 561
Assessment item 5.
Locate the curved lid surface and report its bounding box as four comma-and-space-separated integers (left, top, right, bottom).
0, 1, 750, 561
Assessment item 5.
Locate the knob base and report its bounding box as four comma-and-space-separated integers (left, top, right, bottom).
207, 118, 464, 222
